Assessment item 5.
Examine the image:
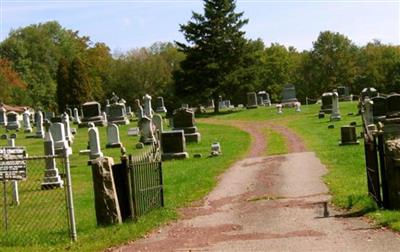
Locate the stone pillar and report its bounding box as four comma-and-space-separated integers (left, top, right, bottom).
91, 157, 122, 226
330, 92, 341, 121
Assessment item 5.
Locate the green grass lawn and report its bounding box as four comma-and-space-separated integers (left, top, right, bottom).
1, 121, 250, 251
263, 128, 288, 156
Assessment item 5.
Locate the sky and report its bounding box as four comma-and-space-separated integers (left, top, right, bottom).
1, 0, 399, 53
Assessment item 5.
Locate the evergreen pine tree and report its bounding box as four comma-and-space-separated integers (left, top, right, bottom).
175, 0, 249, 112
69, 57, 92, 106
56, 57, 70, 113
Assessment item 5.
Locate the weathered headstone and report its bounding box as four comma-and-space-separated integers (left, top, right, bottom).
386, 94, 400, 119
294, 102, 301, 112
22, 110, 32, 133
137, 106, 144, 121
181, 104, 189, 109
152, 114, 163, 136
80, 101, 106, 127
337, 86, 350, 101
258, 91, 271, 106
41, 131, 64, 189
320, 92, 333, 114
35, 111, 44, 138
139, 116, 156, 144
50, 122, 71, 155
44, 111, 55, 121
172, 108, 201, 143
372, 96, 387, 123
127, 127, 139, 136
0, 107, 7, 126
62, 112, 73, 144
363, 98, 374, 126
73, 108, 81, 124
91, 157, 122, 226
339, 126, 359, 145
155, 96, 167, 113
143, 94, 153, 118
89, 126, 103, 160
6, 112, 20, 130
106, 102, 129, 125
206, 99, 215, 109
106, 124, 122, 148
210, 142, 222, 156
330, 92, 341, 121
281, 84, 298, 105
246, 92, 258, 109
161, 130, 189, 160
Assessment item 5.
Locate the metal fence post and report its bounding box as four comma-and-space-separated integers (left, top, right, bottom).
64, 149, 77, 241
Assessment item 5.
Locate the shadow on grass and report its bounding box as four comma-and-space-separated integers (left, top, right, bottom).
334, 195, 378, 218
195, 110, 242, 118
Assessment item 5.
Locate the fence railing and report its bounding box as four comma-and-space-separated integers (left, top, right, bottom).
0, 153, 76, 246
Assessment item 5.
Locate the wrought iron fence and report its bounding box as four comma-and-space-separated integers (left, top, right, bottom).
0, 153, 76, 246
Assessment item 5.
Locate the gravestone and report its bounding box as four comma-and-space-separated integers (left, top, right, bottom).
218, 101, 225, 110
44, 111, 55, 121
61, 112, 73, 144
386, 94, 400, 119
41, 131, 64, 189
50, 122, 72, 155
107, 102, 129, 125
22, 110, 32, 133
35, 111, 44, 138
134, 99, 142, 114
361, 87, 378, 101
0, 107, 7, 126
155, 96, 167, 113
223, 100, 231, 108
143, 94, 153, 118
258, 91, 271, 106
102, 112, 108, 124
152, 114, 163, 137
210, 142, 222, 156
181, 104, 189, 109
89, 125, 103, 160
6, 112, 20, 130
172, 108, 201, 143
320, 92, 333, 114
206, 99, 215, 109
294, 102, 301, 112
161, 130, 189, 160
246, 92, 258, 109
80, 101, 106, 127
126, 106, 132, 116
139, 116, 156, 144
281, 84, 298, 105
127, 127, 139, 136
73, 108, 81, 124
339, 126, 359, 145
337, 86, 350, 100
372, 96, 387, 123
363, 98, 374, 126
106, 123, 122, 148
276, 104, 283, 114
330, 92, 341, 121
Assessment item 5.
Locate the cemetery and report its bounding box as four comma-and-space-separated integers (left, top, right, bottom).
2, 0, 400, 250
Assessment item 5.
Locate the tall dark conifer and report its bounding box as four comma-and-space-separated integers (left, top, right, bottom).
56, 57, 70, 113
175, 0, 248, 112
69, 57, 92, 106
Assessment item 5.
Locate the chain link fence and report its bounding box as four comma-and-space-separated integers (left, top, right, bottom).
0, 154, 75, 246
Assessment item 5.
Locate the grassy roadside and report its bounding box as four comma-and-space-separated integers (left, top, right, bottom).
2, 122, 250, 251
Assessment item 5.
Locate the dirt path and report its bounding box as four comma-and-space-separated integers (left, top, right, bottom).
111, 120, 400, 251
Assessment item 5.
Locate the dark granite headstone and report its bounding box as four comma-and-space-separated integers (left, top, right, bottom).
246, 92, 258, 109
320, 92, 333, 114
281, 84, 298, 104
339, 126, 359, 145
172, 108, 201, 143
161, 130, 188, 160
386, 94, 400, 118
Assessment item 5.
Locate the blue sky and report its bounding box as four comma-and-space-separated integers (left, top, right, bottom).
1, 0, 399, 53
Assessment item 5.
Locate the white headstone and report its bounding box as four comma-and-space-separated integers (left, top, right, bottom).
364, 98, 374, 126
276, 104, 283, 114
50, 122, 71, 155
73, 108, 81, 124
23, 110, 32, 133
89, 126, 103, 159
106, 123, 122, 148
62, 112, 73, 143
152, 114, 163, 136
295, 102, 301, 112
139, 117, 156, 144
330, 92, 341, 121
41, 131, 64, 189
143, 94, 153, 118
36, 111, 44, 138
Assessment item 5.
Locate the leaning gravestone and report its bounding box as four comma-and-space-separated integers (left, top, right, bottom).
330, 92, 341, 121
6, 112, 20, 130
320, 92, 333, 114
0, 107, 7, 126
106, 123, 122, 148
22, 110, 32, 133
155, 96, 167, 113
41, 131, 64, 189
172, 108, 201, 143
138, 116, 156, 144
246, 92, 258, 109
161, 130, 189, 160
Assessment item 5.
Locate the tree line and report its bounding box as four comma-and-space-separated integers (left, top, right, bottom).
1, 2, 399, 112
